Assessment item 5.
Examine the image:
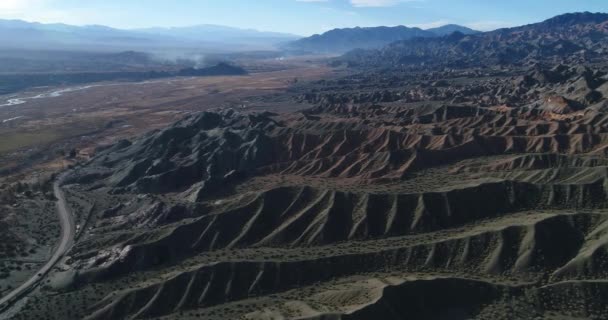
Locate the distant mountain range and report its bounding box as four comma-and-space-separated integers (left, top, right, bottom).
285, 24, 479, 53
339, 12, 608, 69
0, 19, 483, 55
135, 25, 297, 45
0, 19, 300, 52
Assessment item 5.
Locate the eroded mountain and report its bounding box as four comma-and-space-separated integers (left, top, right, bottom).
9, 57, 608, 319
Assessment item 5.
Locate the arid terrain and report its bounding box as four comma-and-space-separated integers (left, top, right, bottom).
0, 60, 333, 175
4, 10, 608, 320
0, 57, 335, 312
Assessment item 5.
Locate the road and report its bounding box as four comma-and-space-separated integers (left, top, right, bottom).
0, 173, 75, 310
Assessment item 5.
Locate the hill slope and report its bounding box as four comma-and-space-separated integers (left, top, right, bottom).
426, 24, 480, 36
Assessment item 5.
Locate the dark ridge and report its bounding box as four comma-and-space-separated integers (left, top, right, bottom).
177, 62, 247, 77
337, 12, 608, 69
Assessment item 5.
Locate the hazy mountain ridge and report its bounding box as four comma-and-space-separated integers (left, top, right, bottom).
136, 24, 298, 42
285, 24, 479, 53
0, 19, 301, 52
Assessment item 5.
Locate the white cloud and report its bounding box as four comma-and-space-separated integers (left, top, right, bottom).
350, 0, 398, 7
350, 0, 421, 7
296, 0, 421, 7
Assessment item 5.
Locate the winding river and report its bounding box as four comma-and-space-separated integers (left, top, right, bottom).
0, 79, 180, 108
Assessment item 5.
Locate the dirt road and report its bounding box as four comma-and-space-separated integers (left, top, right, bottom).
0, 172, 75, 311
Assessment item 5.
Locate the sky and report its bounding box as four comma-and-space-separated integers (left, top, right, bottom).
0, 0, 607, 36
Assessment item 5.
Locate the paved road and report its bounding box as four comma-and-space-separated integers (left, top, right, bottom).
0, 173, 75, 310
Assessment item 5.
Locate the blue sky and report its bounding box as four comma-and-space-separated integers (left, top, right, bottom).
0, 0, 607, 36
